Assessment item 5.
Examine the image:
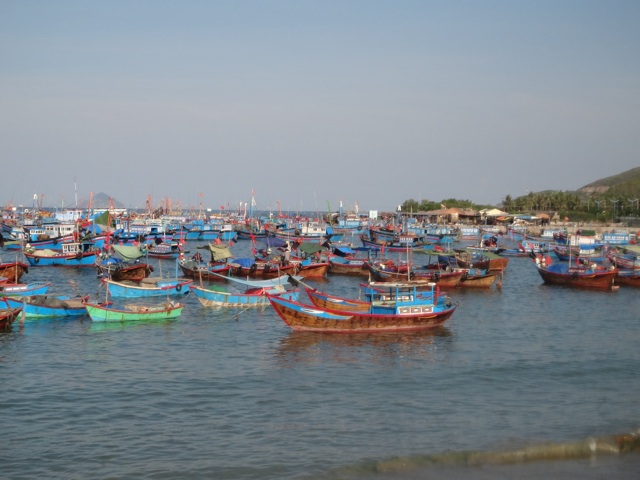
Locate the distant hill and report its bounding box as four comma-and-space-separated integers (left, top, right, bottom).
91, 192, 125, 209
579, 167, 640, 196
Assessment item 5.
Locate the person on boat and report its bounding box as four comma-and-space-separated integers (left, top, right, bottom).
283, 242, 291, 264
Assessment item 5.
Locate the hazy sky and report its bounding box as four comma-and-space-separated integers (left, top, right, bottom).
1, 1, 639, 213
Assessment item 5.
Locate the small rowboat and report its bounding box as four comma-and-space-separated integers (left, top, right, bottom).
84, 301, 184, 322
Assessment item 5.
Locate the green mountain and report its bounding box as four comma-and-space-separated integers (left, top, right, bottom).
579, 167, 640, 197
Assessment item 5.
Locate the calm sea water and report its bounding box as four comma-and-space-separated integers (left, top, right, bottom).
1, 240, 639, 480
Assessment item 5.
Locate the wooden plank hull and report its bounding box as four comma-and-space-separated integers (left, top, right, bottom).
179, 262, 232, 281
328, 259, 369, 276
294, 262, 329, 278
536, 265, 617, 289
0, 261, 29, 283
458, 271, 501, 289
607, 270, 638, 287
268, 294, 456, 333
0, 307, 22, 329
231, 264, 295, 279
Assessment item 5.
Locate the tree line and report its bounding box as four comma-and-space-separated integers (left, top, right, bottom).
402, 190, 640, 222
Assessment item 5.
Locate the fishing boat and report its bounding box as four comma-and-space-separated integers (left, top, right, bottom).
191, 275, 300, 308
0, 303, 22, 330
0, 281, 52, 297
328, 256, 369, 276
102, 277, 193, 298
453, 249, 509, 273
24, 242, 100, 267
230, 257, 296, 279
607, 245, 640, 270
613, 269, 640, 287
145, 240, 187, 259
267, 281, 457, 333
2, 294, 89, 318
305, 281, 453, 313
178, 244, 234, 280
0, 260, 29, 283
95, 244, 154, 282
360, 232, 432, 252
533, 255, 618, 290
458, 268, 503, 289
84, 301, 184, 322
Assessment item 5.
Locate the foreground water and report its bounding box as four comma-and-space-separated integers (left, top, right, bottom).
1, 241, 639, 479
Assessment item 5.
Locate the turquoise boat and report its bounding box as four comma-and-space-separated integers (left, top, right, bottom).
2, 294, 88, 318
0, 281, 51, 297
103, 277, 193, 298
192, 284, 299, 308
191, 273, 301, 307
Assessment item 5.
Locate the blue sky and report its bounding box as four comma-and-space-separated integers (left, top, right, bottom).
1, 1, 639, 213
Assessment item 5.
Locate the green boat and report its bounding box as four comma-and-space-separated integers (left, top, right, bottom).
84, 301, 184, 322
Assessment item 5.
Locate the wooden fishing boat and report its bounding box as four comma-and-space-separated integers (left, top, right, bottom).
363, 260, 462, 287
145, 241, 187, 259
105, 262, 154, 282
2, 294, 89, 318
0, 281, 51, 297
95, 245, 154, 281
328, 256, 369, 276
24, 242, 99, 267
458, 268, 503, 289
192, 284, 299, 308
267, 281, 457, 333
293, 260, 329, 278
453, 249, 509, 272
191, 273, 303, 307
306, 281, 453, 314
607, 245, 640, 270
178, 244, 234, 280
103, 277, 193, 298
179, 260, 232, 280
614, 269, 640, 287
360, 232, 432, 252
0, 260, 29, 283
412, 269, 466, 288
230, 258, 296, 279
0, 304, 22, 330
84, 301, 184, 322
533, 258, 618, 290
